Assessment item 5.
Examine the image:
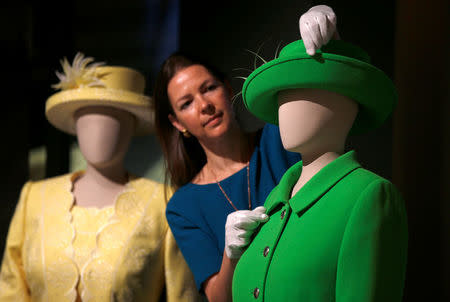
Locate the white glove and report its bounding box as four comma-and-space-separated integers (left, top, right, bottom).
225, 206, 269, 259
299, 5, 339, 56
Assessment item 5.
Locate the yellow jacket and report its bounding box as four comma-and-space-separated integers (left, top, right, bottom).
0, 172, 202, 302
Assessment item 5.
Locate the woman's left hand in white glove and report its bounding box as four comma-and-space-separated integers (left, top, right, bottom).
225, 206, 269, 259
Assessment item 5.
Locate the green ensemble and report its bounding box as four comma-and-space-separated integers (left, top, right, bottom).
233, 151, 407, 301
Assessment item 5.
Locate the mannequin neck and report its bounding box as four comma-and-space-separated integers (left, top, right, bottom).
84, 162, 128, 186
291, 151, 340, 198
72, 161, 129, 208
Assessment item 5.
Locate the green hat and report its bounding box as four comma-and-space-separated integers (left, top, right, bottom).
242, 40, 397, 134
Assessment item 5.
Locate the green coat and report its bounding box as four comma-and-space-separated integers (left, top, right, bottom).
232, 151, 408, 302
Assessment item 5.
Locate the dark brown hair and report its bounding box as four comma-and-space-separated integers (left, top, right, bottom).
153, 52, 227, 198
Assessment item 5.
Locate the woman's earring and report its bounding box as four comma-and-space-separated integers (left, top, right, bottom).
181, 129, 191, 138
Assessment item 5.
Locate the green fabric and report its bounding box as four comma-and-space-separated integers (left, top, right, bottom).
242, 40, 397, 134
232, 151, 408, 301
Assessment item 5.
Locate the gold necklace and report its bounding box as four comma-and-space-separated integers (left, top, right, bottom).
210, 163, 251, 211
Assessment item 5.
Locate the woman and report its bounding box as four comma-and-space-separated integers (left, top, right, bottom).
153, 6, 339, 301
0, 54, 200, 302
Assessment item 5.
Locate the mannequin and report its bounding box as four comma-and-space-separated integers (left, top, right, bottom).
277, 88, 358, 195
72, 106, 134, 208
0, 54, 201, 302
232, 40, 408, 301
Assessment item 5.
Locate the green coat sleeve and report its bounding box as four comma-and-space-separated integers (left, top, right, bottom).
336, 179, 408, 302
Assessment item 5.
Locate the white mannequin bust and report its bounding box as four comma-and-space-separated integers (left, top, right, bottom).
277, 88, 358, 197
72, 105, 135, 208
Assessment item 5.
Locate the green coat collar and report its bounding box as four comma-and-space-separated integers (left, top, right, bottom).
265, 151, 361, 214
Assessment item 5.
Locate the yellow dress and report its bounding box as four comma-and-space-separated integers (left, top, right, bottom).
0, 172, 202, 302
71, 205, 115, 301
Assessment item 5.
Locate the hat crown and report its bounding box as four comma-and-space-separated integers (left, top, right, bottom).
46, 63, 153, 136
243, 39, 397, 135
279, 40, 371, 64
95, 66, 146, 94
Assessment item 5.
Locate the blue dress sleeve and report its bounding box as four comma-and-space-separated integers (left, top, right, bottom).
166, 196, 222, 291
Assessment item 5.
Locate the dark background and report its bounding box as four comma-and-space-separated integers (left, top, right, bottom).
1, 0, 448, 301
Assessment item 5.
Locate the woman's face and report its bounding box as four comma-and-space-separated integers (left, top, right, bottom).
167, 64, 235, 142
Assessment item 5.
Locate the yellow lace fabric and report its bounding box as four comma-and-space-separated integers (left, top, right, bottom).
0, 172, 202, 302
71, 205, 114, 299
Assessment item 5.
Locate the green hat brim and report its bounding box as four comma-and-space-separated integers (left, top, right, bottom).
242, 41, 397, 135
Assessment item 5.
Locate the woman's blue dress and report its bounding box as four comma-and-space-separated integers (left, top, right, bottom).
166, 124, 300, 290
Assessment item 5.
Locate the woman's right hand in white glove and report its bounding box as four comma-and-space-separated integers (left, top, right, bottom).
225, 206, 269, 259
299, 5, 340, 56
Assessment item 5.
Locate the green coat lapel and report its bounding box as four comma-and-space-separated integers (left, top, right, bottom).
265, 151, 361, 215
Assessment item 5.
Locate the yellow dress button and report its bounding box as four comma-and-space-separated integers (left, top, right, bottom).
263, 246, 270, 257
253, 287, 260, 298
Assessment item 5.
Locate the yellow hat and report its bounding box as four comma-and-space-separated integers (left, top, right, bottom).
46, 53, 153, 135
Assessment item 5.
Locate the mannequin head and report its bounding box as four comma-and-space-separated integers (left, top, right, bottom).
277, 88, 358, 158
74, 106, 135, 168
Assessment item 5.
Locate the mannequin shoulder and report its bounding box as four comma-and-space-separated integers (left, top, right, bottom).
30, 172, 75, 187
128, 176, 170, 207
345, 167, 404, 205
129, 177, 166, 192
20, 172, 75, 199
